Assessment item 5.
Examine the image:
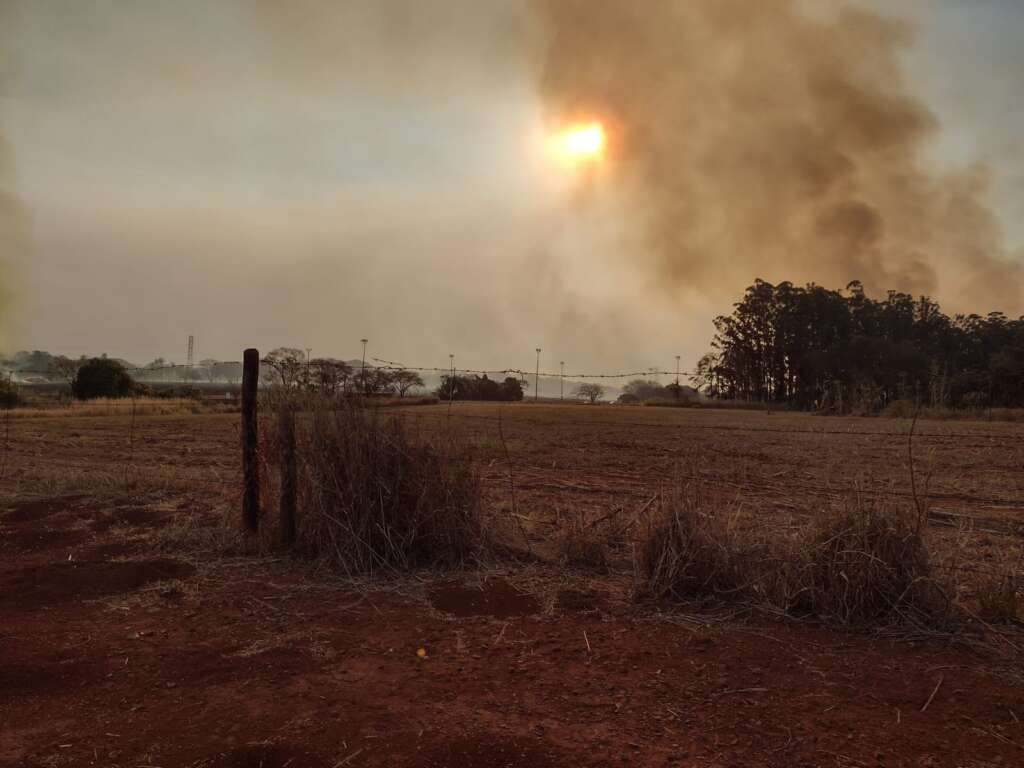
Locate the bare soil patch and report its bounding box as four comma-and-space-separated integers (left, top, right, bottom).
408, 735, 560, 768
0, 557, 194, 610
429, 578, 540, 618
199, 744, 328, 768
1, 495, 88, 523
0, 527, 90, 553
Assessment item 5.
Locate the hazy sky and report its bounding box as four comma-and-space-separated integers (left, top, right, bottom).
2, 0, 1022, 373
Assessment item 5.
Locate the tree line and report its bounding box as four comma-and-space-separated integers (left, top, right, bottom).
695, 280, 1024, 411
261, 348, 424, 397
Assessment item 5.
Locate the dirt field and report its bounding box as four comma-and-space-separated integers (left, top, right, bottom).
2, 403, 1023, 767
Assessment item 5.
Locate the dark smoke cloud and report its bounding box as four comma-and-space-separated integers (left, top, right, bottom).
535, 0, 1023, 314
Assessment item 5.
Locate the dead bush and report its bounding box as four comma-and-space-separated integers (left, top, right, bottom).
977, 572, 1018, 623
555, 510, 613, 572
636, 482, 758, 602
264, 395, 483, 576
794, 496, 947, 625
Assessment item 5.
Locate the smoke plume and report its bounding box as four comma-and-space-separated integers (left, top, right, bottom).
2, 0, 1021, 369
535, 0, 1023, 314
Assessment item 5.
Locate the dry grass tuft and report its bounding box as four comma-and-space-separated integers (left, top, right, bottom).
263, 395, 483, 576
795, 496, 946, 626
555, 511, 613, 572
636, 478, 951, 628
636, 482, 756, 602
977, 572, 1019, 624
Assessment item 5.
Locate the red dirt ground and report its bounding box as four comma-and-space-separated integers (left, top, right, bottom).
2, 406, 1023, 766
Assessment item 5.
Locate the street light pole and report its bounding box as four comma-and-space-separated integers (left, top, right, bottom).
560, 361, 565, 401
360, 339, 368, 394
535, 348, 541, 402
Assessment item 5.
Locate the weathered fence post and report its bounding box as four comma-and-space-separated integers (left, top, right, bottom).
279, 403, 297, 545
242, 348, 260, 531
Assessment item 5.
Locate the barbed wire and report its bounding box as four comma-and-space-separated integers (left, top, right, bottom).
370, 356, 695, 381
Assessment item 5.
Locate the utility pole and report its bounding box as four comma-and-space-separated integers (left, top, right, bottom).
186, 335, 194, 382
535, 348, 541, 402
449, 353, 455, 404
560, 361, 565, 400
305, 347, 312, 387
360, 339, 368, 394
675, 355, 681, 401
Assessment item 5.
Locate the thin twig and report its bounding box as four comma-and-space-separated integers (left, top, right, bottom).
920, 674, 943, 713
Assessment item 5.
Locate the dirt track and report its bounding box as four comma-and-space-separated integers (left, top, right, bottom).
2, 405, 1023, 766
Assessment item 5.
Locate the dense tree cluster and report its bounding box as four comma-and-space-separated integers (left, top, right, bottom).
71, 358, 136, 400
696, 280, 1024, 411
436, 374, 524, 402
616, 379, 698, 405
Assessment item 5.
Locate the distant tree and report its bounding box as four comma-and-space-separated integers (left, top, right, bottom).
48, 355, 81, 384
262, 347, 306, 388
573, 383, 604, 403
17, 350, 53, 373
0, 376, 20, 408
199, 358, 219, 383
701, 279, 1024, 411
390, 369, 425, 397
616, 393, 641, 405
622, 379, 669, 402
499, 376, 525, 402
309, 358, 353, 394
72, 358, 135, 400
437, 374, 525, 402
354, 367, 394, 395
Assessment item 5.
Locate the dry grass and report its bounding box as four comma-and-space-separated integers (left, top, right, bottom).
636, 479, 951, 628
978, 572, 1019, 623
555, 510, 613, 572
6, 397, 223, 418
636, 482, 759, 602
794, 495, 946, 625
880, 399, 1024, 423
262, 394, 483, 576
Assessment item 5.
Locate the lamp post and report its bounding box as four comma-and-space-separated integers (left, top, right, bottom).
535, 348, 541, 402
675, 355, 681, 400
560, 360, 565, 401
360, 339, 368, 394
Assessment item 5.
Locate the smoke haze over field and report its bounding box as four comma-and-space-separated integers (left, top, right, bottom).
2, 0, 1022, 371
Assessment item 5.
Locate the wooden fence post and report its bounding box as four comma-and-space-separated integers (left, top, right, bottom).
279, 403, 297, 545
242, 348, 260, 531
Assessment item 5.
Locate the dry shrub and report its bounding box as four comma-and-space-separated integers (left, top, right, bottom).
555, 510, 613, 572
636, 479, 951, 628
977, 572, 1019, 623
266, 395, 482, 576
795, 496, 946, 625
637, 482, 757, 602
